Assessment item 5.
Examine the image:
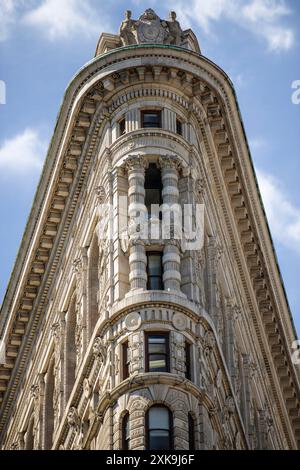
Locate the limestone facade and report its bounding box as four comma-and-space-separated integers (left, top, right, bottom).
0, 9, 300, 450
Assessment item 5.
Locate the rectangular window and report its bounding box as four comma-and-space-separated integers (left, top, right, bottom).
145, 163, 162, 218
141, 110, 162, 128
185, 341, 192, 380
147, 252, 163, 290
145, 332, 169, 373
119, 117, 126, 136
176, 118, 183, 136
122, 340, 129, 380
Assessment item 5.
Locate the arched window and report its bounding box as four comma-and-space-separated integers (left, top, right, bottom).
88, 235, 100, 339
188, 413, 196, 450
146, 406, 173, 450
65, 294, 77, 404
44, 358, 55, 450
122, 412, 130, 450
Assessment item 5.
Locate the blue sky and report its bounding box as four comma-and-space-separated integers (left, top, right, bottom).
0, 0, 299, 334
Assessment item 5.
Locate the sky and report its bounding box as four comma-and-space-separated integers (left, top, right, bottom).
0, 0, 299, 335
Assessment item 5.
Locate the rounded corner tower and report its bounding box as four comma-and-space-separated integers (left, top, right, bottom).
0, 8, 300, 451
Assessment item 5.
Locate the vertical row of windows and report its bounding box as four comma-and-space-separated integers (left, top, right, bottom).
118, 110, 184, 136
121, 406, 196, 450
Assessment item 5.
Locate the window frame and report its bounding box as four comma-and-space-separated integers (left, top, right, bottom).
176, 118, 183, 136
118, 117, 126, 136
122, 412, 130, 450
185, 340, 192, 381
146, 251, 163, 291
145, 331, 170, 373
188, 413, 196, 451
122, 340, 130, 381
141, 110, 162, 129
145, 405, 173, 451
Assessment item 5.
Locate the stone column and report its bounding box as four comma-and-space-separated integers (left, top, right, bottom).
126, 155, 147, 291
160, 155, 182, 293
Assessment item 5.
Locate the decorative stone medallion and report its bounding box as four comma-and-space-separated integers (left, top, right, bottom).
125, 312, 142, 331
136, 9, 166, 44
172, 312, 187, 331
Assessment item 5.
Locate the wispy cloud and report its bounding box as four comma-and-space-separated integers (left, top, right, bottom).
0, 129, 47, 177
0, 0, 111, 43
22, 0, 105, 41
171, 0, 295, 52
257, 169, 300, 255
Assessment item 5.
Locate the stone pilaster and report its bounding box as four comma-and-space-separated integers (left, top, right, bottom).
160, 155, 182, 293
126, 155, 148, 292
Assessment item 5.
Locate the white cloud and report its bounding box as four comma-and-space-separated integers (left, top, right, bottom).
0, 0, 111, 42
0, 129, 46, 176
22, 0, 107, 40
257, 170, 300, 254
0, 0, 19, 41
171, 0, 295, 52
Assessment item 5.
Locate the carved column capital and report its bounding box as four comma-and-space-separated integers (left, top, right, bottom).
125, 154, 148, 172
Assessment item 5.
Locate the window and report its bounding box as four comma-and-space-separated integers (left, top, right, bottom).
146, 406, 173, 450
122, 413, 130, 450
185, 341, 192, 380
122, 340, 130, 380
176, 118, 183, 136
145, 332, 169, 372
119, 117, 126, 136
147, 252, 163, 290
188, 413, 196, 450
141, 110, 162, 128
145, 163, 162, 217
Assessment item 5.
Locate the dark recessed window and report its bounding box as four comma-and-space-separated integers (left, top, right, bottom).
146, 406, 173, 450
188, 413, 196, 450
185, 341, 192, 380
122, 340, 130, 380
145, 163, 162, 217
122, 413, 130, 450
119, 117, 126, 136
176, 118, 183, 136
141, 110, 162, 128
147, 252, 163, 290
145, 332, 169, 372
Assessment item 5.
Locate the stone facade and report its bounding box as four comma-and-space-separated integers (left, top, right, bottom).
0, 9, 300, 450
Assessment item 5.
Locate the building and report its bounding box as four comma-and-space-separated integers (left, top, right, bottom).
0, 8, 300, 450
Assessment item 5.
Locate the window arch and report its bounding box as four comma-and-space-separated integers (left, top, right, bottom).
65, 294, 77, 404
122, 412, 130, 450
88, 234, 100, 339
146, 405, 173, 450
188, 413, 196, 450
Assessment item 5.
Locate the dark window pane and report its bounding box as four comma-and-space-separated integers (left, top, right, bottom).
147, 253, 163, 291
185, 341, 191, 380
176, 119, 183, 135
148, 342, 166, 355
147, 407, 172, 450
149, 354, 167, 372
188, 414, 195, 450
149, 407, 169, 429
142, 111, 161, 128
119, 118, 126, 135
149, 431, 170, 450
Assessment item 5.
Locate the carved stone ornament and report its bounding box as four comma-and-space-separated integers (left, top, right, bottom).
119, 9, 184, 47
136, 9, 167, 44
67, 407, 80, 431
83, 378, 91, 399
172, 312, 187, 331
216, 368, 222, 389
125, 312, 142, 331
92, 337, 107, 362
204, 330, 216, 350
225, 396, 235, 414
